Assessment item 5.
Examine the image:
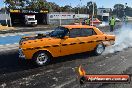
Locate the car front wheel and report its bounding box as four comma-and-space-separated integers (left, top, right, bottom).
33, 51, 51, 66
94, 43, 105, 55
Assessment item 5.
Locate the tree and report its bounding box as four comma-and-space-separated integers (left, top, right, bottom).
48, 2, 60, 12
80, 5, 88, 14
125, 6, 132, 17
0, 8, 6, 13
87, 1, 97, 17
61, 5, 72, 12
71, 7, 78, 14
26, 0, 48, 10
37, 0, 49, 9
5, 0, 26, 9
5, 0, 49, 10
5, 0, 98, 14
113, 4, 124, 18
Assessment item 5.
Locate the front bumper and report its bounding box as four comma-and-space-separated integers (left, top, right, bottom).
18, 48, 26, 59
27, 22, 37, 25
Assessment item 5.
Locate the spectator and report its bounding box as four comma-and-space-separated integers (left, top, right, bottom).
85, 18, 91, 26
109, 17, 116, 32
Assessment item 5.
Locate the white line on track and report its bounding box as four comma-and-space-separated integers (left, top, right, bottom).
0, 45, 4, 47
5, 44, 11, 46
0, 30, 53, 38
54, 78, 76, 88
14, 43, 19, 45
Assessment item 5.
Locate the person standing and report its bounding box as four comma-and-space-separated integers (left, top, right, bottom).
109, 17, 116, 32
85, 18, 91, 26
124, 16, 128, 25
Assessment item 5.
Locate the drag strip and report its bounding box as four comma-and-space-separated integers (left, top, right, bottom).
0, 46, 132, 88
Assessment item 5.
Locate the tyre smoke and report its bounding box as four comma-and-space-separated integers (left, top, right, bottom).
103, 24, 132, 54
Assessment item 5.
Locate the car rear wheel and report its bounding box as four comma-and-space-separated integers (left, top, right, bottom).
94, 43, 105, 55
33, 51, 51, 66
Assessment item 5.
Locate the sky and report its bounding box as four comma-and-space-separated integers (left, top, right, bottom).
0, 0, 131, 8
47, 0, 132, 8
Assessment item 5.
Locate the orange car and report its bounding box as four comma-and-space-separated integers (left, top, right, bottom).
19, 25, 115, 66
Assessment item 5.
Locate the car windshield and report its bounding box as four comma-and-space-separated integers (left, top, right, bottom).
50, 27, 68, 38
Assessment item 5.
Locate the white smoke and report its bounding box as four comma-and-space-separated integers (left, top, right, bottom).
98, 22, 109, 27
103, 24, 132, 54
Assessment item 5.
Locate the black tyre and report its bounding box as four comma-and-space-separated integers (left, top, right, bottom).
94, 43, 105, 55
33, 51, 51, 66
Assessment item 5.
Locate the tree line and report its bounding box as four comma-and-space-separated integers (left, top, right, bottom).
1, 0, 132, 17
1, 0, 97, 15
113, 4, 132, 17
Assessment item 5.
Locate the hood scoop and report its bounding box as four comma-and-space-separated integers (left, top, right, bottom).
35, 33, 47, 39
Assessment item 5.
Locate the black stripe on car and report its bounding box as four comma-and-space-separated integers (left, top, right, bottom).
79, 42, 86, 44
52, 45, 60, 47
62, 44, 68, 46
69, 43, 77, 45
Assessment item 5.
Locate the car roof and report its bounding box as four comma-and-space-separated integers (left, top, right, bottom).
62, 25, 94, 29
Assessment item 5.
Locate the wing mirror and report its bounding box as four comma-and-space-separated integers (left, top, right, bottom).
63, 36, 69, 39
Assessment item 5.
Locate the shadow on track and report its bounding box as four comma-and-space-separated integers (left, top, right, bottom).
0, 49, 116, 84
0, 50, 95, 75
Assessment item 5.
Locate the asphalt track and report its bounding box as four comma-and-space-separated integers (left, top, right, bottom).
0, 47, 132, 88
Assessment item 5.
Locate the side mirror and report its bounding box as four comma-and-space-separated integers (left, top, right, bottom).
63, 36, 69, 39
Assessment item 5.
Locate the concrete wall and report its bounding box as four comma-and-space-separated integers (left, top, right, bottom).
0, 14, 10, 20
126, 16, 132, 21
47, 12, 89, 25
48, 19, 75, 25
0, 14, 11, 26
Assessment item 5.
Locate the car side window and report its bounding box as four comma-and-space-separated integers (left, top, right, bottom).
69, 28, 82, 38
81, 28, 96, 37
50, 27, 69, 38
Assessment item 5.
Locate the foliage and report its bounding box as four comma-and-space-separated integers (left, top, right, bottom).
61, 5, 72, 12
125, 6, 132, 17
5, 0, 25, 9
3, 0, 132, 17
113, 4, 125, 18
4, 0, 97, 14
87, 1, 97, 16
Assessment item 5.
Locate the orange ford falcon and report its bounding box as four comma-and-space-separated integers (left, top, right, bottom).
19, 25, 115, 66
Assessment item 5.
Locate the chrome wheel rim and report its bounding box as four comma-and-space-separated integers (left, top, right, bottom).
96, 44, 104, 54
36, 53, 48, 65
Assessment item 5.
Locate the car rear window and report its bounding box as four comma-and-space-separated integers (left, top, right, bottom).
69, 28, 82, 38
69, 28, 96, 38
81, 28, 96, 37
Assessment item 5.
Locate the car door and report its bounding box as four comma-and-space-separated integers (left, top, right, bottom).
60, 28, 83, 56
48, 27, 69, 57
47, 38, 62, 57
77, 28, 98, 52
